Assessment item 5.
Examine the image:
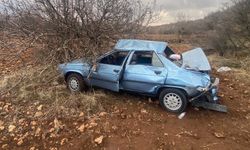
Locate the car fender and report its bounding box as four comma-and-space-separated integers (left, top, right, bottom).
157, 85, 198, 98
64, 69, 87, 78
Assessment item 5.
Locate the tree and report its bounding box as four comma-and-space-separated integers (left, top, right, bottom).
211, 0, 250, 56
1, 0, 154, 62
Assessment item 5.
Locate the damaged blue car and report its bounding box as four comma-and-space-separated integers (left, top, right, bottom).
58, 39, 227, 113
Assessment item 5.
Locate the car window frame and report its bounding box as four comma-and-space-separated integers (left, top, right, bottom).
128, 50, 165, 68
98, 50, 130, 66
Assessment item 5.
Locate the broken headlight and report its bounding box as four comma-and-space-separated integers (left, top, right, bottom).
197, 87, 208, 92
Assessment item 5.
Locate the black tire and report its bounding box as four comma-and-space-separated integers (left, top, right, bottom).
159, 88, 188, 113
66, 73, 86, 92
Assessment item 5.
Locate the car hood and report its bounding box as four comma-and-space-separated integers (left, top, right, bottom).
182, 48, 211, 71
68, 58, 90, 65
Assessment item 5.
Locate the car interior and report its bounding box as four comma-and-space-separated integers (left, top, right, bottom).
100, 51, 129, 66
130, 51, 153, 65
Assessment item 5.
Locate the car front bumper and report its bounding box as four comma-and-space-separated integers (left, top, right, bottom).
190, 78, 227, 113
190, 78, 220, 102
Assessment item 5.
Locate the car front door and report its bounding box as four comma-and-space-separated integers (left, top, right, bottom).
89, 51, 129, 92
121, 51, 167, 94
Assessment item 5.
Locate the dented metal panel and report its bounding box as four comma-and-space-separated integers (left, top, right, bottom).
115, 39, 168, 54
89, 64, 122, 91
122, 65, 166, 93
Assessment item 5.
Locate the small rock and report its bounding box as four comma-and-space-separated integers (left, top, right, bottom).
245, 113, 250, 120
172, 141, 175, 146
3, 105, 9, 112
23, 132, 29, 139
244, 90, 248, 94
111, 126, 118, 131
99, 112, 107, 117
1, 144, 8, 149
52, 81, 59, 86
30, 121, 37, 126
35, 127, 41, 136
49, 133, 56, 138
79, 112, 84, 117
94, 135, 104, 144
37, 105, 43, 111
49, 128, 55, 133
194, 107, 199, 111
30, 147, 36, 150
88, 122, 97, 129
120, 113, 126, 119
214, 132, 225, 138
219, 94, 224, 97
217, 67, 231, 72
0, 120, 4, 126
17, 139, 24, 146
60, 138, 68, 145
0, 126, 5, 131
18, 118, 25, 124
2, 136, 7, 141
148, 98, 153, 103
8, 125, 16, 132
78, 124, 85, 132
140, 109, 148, 114
54, 118, 62, 132
34, 111, 43, 117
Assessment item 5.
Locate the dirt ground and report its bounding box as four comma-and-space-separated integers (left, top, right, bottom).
1, 34, 250, 150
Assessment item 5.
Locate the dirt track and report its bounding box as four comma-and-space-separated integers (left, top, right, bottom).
59, 71, 250, 150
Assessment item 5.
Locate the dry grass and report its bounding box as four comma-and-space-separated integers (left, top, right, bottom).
0, 65, 107, 119
208, 54, 250, 71
208, 54, 250, 84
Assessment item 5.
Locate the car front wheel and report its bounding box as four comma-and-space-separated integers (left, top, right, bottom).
66, 73, 86, 92
159, 88, 187, 113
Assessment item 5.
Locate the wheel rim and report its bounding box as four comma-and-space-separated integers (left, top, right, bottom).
69, 77, 79, 91
163, 93, 182, 111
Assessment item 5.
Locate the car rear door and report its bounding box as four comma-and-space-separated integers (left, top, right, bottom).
89, 51, 129, 92
121, 51, 167, 94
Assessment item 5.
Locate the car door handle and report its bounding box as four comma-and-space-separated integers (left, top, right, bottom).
113, 69, 120, 73
154, 71, 162, 75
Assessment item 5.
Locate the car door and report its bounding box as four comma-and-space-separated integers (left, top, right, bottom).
121, 51, 167, 94
89, 51, 129, 92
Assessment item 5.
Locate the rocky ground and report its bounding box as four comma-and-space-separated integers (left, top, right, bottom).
1, 35, 250, 150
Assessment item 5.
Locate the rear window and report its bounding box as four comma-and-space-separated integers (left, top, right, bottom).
130, 51, 164, 67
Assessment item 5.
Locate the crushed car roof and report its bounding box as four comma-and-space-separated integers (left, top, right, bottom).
114, 39, 168, 54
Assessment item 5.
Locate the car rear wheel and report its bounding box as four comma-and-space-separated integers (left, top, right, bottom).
159, 88, 187, 113
66, 73, 86, 92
